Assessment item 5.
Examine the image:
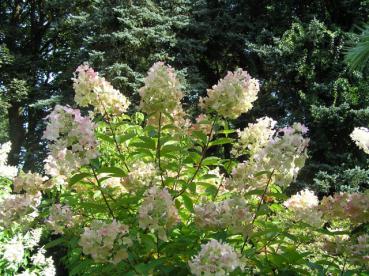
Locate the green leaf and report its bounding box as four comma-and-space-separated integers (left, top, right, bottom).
182, 194, 194, 212
44, 237, 65, 249
209, 137, 233, 147
140, 233, 156, 252
116, 132, 136, 143
191, 130, 208, 145
131, 148, 154, 159
96, 166, 126, 177
202, 156, 221, 166
161, 144, 181, 155
69, 172, 91, 185
139, 136, 156, 149
97, 133, 115, 143
218, 129, 236, 135
205, 183, 218, 196
135, 260, 162, 274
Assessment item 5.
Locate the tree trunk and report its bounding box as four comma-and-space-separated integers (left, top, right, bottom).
7, 103, 25, 166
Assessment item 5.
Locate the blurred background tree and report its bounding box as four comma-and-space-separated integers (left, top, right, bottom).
1, 0, 369, 193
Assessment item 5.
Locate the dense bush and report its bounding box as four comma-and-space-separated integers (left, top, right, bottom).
0, 63, 368, 275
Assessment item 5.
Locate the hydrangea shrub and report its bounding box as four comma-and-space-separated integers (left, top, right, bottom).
0, 63, 368, 275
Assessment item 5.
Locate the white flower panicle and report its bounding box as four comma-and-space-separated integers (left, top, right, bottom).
2, 237, 25, 265
189, 239, 242, 276
199, 69, 259, 119
350, 127, 369, 154
23, 228, 43, 250
139, 62, 183, 116
284, 189, 319, 209
79, 220, 131, 264
43, 105, 99, 182
138, 187, 179, 241
46, 204, 76, 234
73, 64, 130, 115
232, 116, 277, 157
13, 171, 50, 194
122, 161, 157, 192
31, 248, 56, 276
284, 189, 323, 227
0, 192, 41, 227
255, 123, 309, 187
225, 122, 309, 192
0, 141, 18, 179
194, 198, 252, 236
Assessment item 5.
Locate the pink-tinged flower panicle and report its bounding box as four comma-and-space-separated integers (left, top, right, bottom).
199, 69, 259, 119
43, 105, 99, 183
320, 192, 369, 224
189, 239, 243, 276
188, 114, 213, 137
138, 187, 179, 241
46, 204, 76, 234
0, 192, 41, 228
139, 62, 183, 116
73, 64, 130, 116
194, 198, 253, 236
350, 234, 369, 267
79, 220, 131, 264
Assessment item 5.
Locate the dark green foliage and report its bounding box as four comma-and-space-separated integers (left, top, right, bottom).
78, 0, 192, 106
0, 0, 92, 170
1, 0, 369, 193
345, 23, 369, 72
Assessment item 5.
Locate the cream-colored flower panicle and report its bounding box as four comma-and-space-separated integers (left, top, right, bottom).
199, 69, 259, 119
225, 122, 309, 192
122, 161, 156, 192
0, 192, 41, 228
232, 116, 276, 157
138, 187, 179, 241
284, 189, 323, 227
139, 62, 183, 116
350, 127, 369, 154
13, 171, 50, 194
0, 141, 18, 179
73, 64, 130, 116
194, 198, 252, 236
189, 239, 242, 276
